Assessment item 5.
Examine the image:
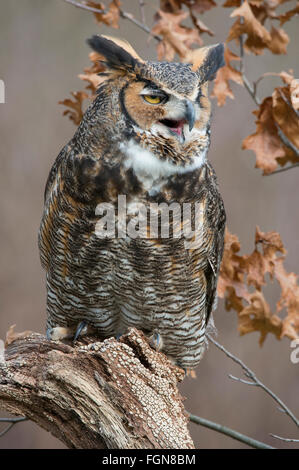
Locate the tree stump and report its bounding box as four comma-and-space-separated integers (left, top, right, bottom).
0, 327, 194, 449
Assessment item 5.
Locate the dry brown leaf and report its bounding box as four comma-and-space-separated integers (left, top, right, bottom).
274, 259, 299, 340
224, 0, 292, 24
188, 0, 217, 14
87, 0, 121, 28
162, 0, 217, 13
228, 1, 272, 55
279, 2, 299, 25
218, 228, 299, 345
272, 85, 299, 157
218, 230, 251, 302
160, 0, 183, 12
242, 70, 299, 173
190, 15, 214, 36
152, 10, 203, 61
242, 97, 285, 174
279, 70, 295, 86
223, 0, 241, 7
59, 91, 89, 125
5, 324, 34, 347
290, 79, 299, 110
77, 51, 107, 94
238, 291, 283, 345
211, 46, 243, 106
78, 72, 106, 93
227, 0, 289, 54
268, 26, 289, 54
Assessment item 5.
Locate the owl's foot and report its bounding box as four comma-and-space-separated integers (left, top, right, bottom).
73, 321, 88, 343
149, 331, 163, 352
46, 322, 89, 342
46, 326, 74, 341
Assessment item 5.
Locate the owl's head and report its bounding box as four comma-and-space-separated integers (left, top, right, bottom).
87, 35, 224, 148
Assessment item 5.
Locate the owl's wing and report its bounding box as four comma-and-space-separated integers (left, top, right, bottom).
43, 146, 71, 203
204, 166, 226, 325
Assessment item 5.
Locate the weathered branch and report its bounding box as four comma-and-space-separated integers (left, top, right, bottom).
0, 328, 193, 449
265, 162, 299, 175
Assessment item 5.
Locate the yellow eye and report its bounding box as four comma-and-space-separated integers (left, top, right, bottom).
143, 95, 163, 104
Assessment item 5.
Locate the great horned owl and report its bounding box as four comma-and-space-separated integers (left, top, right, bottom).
39, 36, 226, 370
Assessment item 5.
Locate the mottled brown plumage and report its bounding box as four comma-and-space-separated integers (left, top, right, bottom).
39, 36, 226, 369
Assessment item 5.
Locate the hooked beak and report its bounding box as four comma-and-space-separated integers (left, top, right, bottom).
184, 100, 195, 131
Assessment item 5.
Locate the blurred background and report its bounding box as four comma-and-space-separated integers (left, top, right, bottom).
0, 0, 298, 449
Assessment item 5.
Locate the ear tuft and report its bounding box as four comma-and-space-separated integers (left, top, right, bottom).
87, 35, 141, 71
190, 43, 225, 83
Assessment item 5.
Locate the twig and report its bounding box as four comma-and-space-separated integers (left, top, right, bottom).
63, 0, 105, 14
0, 417, 27, 438
0, 423, 14, 438
139, 0, 146, 25
278, 88, 299, 120
62, 0, 161, 41
0, 417, 27, 423
275, 122, 299, 157
238, 0, 261, 106
228, 374, 257, 386
265, 162, 299, 175
243, 75, 261, 106
189, 413, 275, 449
270, 433, 299, 443
119, 10, 161, 40
206, 334, 299, 430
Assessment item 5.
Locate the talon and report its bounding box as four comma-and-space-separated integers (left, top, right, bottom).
46, 328, 53, 340
149, 331, 163, 351
73, 321, 87, 343
46, 326, 72, 341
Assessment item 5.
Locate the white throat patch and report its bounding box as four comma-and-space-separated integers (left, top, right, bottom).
120, 139, 207, 193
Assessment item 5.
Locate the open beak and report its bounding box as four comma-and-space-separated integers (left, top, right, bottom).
185, 100, 195, 132
158, 99, 196, 140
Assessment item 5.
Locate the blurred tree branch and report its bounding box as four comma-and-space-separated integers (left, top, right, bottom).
63, 0, 162, 40
207, 334, 299, 437
188, 413, 274, 449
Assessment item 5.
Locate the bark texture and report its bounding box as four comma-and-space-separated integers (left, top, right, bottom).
0, 327, 194, 449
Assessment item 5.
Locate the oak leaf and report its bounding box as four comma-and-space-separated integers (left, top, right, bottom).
152, 10, 203, 61
279, 2, 299, 25
268, 26, 289, 54
272, 86, 299, 151
161, 0, 217, 13
274, 259, 299, 340
238, 291, 283, 345
242, 97, 285, 174
87, 0, 121, 28
211, 46, 243, 106
59, 91, 89, 125
218, 228, 299, 345
227, 0, 290, 54
228, 1, 271, 55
